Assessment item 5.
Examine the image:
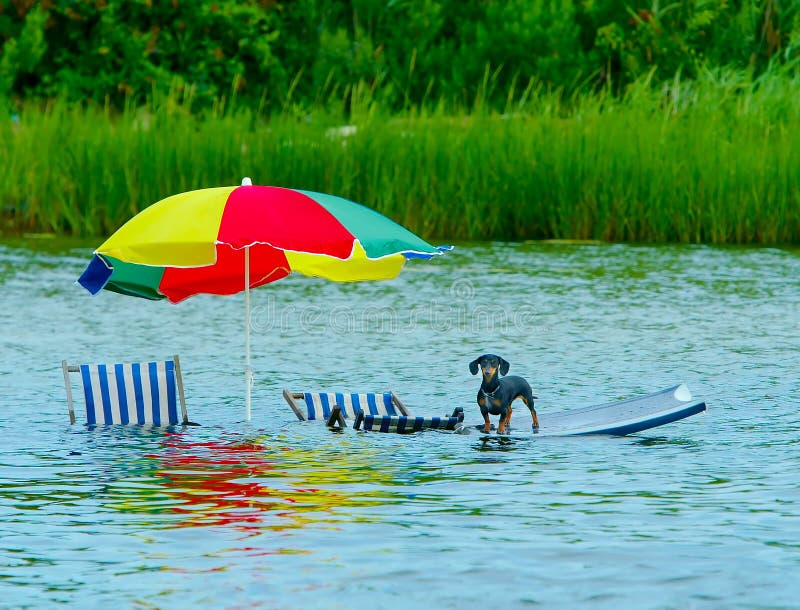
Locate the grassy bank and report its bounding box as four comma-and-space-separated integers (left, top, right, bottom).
1, 70, 799, 244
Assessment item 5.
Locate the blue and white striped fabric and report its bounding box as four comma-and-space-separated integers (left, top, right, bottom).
78, 360, 180, 425
359, 414, 463, 433
300, 392, 398, 421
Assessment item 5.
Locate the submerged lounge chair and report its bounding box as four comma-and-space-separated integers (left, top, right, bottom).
282, 390, 464, 433
62, 355, 190, 426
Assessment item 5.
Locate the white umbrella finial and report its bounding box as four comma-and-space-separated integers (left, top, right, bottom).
241, 177, 252, 186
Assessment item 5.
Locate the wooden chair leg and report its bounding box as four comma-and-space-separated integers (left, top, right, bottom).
326, 405, 346, 429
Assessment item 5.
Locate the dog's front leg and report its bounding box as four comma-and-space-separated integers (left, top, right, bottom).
498, 408, 512, 434
497, 407, 512, 434
478, 396, 492, 433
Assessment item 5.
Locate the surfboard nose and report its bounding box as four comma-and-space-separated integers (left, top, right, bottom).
674, 384, 692, 402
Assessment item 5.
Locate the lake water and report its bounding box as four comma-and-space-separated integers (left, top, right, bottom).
1, 238, 798, 609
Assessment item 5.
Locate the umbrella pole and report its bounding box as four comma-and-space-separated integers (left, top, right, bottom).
245, 245, 252, 421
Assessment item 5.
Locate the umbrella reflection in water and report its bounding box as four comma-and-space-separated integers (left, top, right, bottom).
105, 433, 399, 534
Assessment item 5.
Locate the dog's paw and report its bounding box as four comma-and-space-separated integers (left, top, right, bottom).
532, 424, 540, 433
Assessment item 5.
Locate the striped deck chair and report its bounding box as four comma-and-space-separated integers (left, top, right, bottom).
62, 355, 189, 426
282, 389, 464, 433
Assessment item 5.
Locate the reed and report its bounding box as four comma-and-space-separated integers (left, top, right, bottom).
1, 69, 798, 244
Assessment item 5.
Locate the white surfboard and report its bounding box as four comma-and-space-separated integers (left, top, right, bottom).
464, 384, 706, 438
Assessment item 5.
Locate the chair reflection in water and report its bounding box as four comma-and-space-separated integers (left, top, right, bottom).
62, 355, 190, 426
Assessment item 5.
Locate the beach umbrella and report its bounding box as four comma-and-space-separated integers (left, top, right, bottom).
78, 178, 450, 420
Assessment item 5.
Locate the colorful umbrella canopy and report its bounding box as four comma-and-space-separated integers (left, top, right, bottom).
78, 180, 450, 420
79, 182, 447, 303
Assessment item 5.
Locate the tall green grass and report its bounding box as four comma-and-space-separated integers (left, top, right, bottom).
1, 69, 798, 244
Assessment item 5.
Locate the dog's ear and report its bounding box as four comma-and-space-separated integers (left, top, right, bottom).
499, 357, 510, 376
469, 358, 480, 375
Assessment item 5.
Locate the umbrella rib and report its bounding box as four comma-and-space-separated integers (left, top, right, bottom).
214, 239, 444, 261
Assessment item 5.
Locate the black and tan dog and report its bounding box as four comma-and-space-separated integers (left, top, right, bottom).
470, 354, 540, 434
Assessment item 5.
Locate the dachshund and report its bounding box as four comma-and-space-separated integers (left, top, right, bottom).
469, 354, 540, 434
